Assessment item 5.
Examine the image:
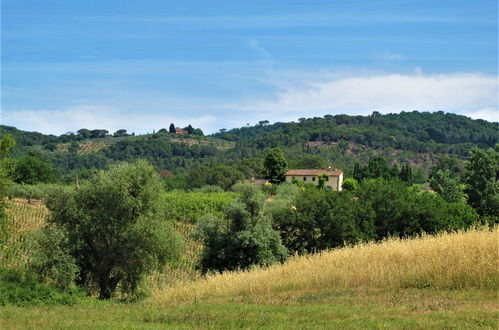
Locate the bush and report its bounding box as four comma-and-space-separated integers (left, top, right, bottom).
195, 183, 288, 273
273, 178, 480, 255
0, 267, 83, 306
27, 227, 79, 290
8, 183, 63, 201
194, 185, 224, 193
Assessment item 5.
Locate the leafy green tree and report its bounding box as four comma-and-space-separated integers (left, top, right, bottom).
341, 178, 359, 191
45, 160, 183, 299
353, 163, 363, 182
366, 157, 390, 179
28, 227, 79, 290
90, 129, 108, 139
294, 155, 327, 169
14, 152, 56, 184
113, 129, 127, 137
464, 147, 499, 219
195, 183, 287, 273
186, 124, 194, 134
399, 164, 413, 185
429, 157, 463, 179
77, 129, 91, 139
317, 174, 329, 190
273, 189, 376, 254
206, 166, 245, 190
264, 147, 288, 184
238, 158, 264, 179
430, 169, 467, 203
169, 123, 176, 134
193, 128, 204, 136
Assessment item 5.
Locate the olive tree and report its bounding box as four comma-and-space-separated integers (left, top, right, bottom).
46, 160, 183, 299
195, 183, 288, 273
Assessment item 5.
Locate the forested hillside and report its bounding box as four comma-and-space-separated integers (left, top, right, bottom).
1, 111, 497, 184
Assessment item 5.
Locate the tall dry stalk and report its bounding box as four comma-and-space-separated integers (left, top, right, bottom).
153, 226, 499, 304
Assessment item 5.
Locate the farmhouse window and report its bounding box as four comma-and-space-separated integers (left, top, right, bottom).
326, 177, 329, 181
312, 177, 316, 181
303, 177, 307, 181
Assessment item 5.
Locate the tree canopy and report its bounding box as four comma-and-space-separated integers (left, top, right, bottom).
45, 160, 183, 299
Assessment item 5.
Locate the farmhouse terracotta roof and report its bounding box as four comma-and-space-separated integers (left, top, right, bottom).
285, 169, 342, 176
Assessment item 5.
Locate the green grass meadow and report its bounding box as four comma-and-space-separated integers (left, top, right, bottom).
2, 289, 497, 329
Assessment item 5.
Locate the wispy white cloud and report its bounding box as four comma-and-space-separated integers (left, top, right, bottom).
2, 71, 497, 135
381, 53, 405, 61
247, 40, 272, 61
218, 72, 497, 123
467, 107, 498, 122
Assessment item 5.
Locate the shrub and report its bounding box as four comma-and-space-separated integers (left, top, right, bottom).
0, 267, 83, 306
195, 183, 288, 273
27, 227, 79, 290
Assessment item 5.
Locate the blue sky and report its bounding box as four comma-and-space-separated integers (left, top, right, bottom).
1, 0, 497, 134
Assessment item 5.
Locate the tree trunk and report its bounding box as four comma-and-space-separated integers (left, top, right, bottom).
98, 274, 120, 299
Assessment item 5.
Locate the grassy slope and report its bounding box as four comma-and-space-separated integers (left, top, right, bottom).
2, 224, 497, 328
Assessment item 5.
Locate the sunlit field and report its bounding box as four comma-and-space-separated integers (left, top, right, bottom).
1, 200, 497, 329
153, 226, 499, 305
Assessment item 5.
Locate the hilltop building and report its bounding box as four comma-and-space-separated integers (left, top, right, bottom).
175, 127, 188, 135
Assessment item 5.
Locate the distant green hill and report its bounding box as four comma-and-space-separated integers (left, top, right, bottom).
1, 111, 497, 181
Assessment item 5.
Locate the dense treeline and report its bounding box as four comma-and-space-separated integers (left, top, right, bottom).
214, 111, 497, 153
1, 112, 497, 183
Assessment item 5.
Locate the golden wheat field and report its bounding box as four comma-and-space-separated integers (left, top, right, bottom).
153, 226, 499, 305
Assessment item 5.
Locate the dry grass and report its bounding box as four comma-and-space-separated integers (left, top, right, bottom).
152, 227, 499, 305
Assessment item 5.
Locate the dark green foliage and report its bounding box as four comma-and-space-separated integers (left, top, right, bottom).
237, 158, 264, 179
399, 164, 413, 185
429, 157, 464, 179
77, 129, 91, 139
264, 147, 288, 184
186, 125, 194, 134
356, 179, 477, 237
273, 189, 376, 254
205, 166, 245, 190
27, 227, 79, 290
464, 147, 499, 219
317, 174, 328, 190
89, 129, 108, 139
273, 178, 478, 255
14, 152, 56, 184
113, 129, 127, 137
0, 267, 83, 306
169, 123, 176, 134
45, 160, 183, 299
291, 155, 327, 169
186, 166, 245, 190
195, 183, 288, 273
353, 157, 401, 182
